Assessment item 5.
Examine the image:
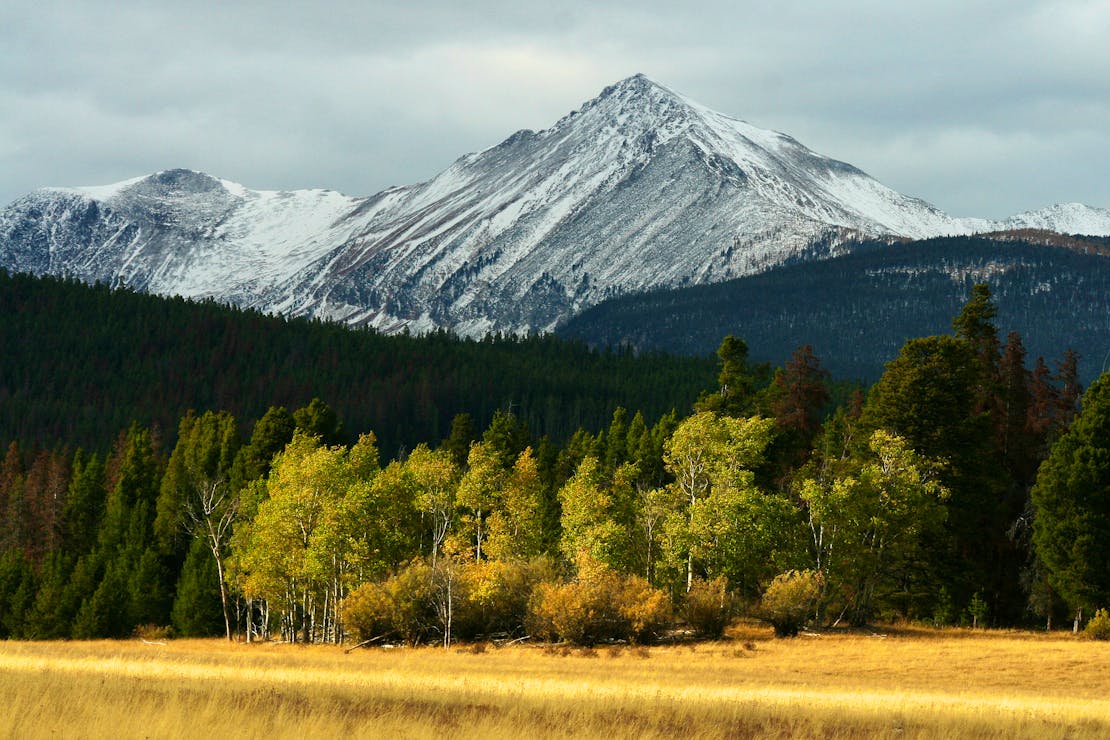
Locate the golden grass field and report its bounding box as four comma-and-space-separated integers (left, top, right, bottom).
1, 625, 1108, 738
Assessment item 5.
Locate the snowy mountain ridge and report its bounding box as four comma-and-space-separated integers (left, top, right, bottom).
2, 74, 1107, 336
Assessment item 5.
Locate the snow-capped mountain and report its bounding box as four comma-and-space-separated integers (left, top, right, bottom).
2, 74, 1107, 336
997, 203, 1110, 235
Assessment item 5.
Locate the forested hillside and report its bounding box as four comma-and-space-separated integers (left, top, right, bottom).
0, 270, 715, 456
2, 282, 1106, 645
558, 234, 1110, 382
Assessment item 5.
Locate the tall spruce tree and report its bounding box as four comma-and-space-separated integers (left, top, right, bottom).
860, 333, 1001, 616
696, 335, 756, 417
230, 405, 296, 492
0, 548, 37, 638
76, 425, 169, 637
171, 537, 226, 637
1031, 371, 1110, 627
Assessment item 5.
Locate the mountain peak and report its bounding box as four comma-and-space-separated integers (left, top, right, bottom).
132, 169, 226, 195
44, 168, 227, 202
595, 73, 684, 107
602, 72, 662, 93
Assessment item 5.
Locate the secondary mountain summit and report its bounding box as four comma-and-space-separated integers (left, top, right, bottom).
3, 74, 1109, 335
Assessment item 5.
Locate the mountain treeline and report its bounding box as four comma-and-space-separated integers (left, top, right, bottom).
2, 282, 1107, 644
559, 234, 1110, 383
0, 269, 715, 457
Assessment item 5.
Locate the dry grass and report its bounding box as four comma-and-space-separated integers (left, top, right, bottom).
1, 625, 1108, 738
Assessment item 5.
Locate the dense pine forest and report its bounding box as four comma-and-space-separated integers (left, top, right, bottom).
0, 269, 715, 456
1, 273, 1108, 645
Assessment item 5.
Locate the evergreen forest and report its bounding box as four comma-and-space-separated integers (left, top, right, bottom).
0, 269, 714, 456
559, 234, 1110, 383
1, 272, 1109, 645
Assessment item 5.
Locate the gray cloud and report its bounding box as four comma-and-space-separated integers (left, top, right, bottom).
2, 0, 1107, 218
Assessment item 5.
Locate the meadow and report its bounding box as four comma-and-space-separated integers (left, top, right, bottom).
1, 626, 1107, 739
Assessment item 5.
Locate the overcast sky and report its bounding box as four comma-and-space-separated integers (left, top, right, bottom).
2, 0, 1107, 219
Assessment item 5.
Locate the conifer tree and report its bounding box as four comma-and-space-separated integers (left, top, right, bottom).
480, 410, 531, 468
604, 407, 629, 471
293, 398, 345, 446
1055, 350, 1082, 428
1032, 371, 1110, 626
441, 413, 478, 469
72, 560, 129, 638
78, 425, 167, 637
172, 536, 226, 637
62, 452, 107, 556
997, 332, 1036, 486
860, 334, 1000, 612
231, 406, 296, 491
0, 548, 37, 638
0, 442, 26, 558
696, 336, 755, 417
26, 550, 76, 638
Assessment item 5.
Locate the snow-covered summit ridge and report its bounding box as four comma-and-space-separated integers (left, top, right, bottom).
2, 75, 1107, 336
4, 168, 364, 300
1000, 202, 1110, 235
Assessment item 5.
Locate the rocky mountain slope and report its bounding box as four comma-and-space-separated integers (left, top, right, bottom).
3, 74, 1108, 335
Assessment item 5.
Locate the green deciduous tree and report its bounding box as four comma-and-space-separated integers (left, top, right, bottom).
456, 442, 504, 562
557, 457, 629, 571
485, 447, 548, 561
662, 412, 789, 594
687, 467, 801, 599
799, 430, 948, 624
407, 444, 460, 570
237, 432, 371, 642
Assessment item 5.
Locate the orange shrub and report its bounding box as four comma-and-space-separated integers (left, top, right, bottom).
527, 554, 671, 645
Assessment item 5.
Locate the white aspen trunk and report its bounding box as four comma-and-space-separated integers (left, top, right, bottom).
212, 547, 232, 641
307, 592, 316, 643
685, 461, 700, 593
444, 570, 453, 649
476, 508, 483, 562
330, 575, 337, 644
